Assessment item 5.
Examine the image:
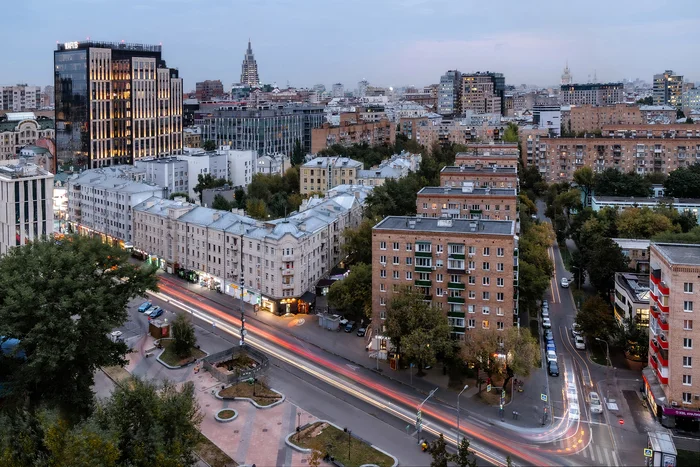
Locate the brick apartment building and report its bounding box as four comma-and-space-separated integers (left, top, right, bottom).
371, 216, 518, 341
644, 243, 700, 432
416, 184, 518, 221
522, 124, 700, 183
565, 104, 643, 134
454, 143, 519, 169
311, 118, 395, 154
440, 165, 518, 190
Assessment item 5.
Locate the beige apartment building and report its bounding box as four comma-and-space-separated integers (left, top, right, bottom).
565, 104, 643, 134
133, 188, 364, 315
523, 125, 700, 183
0, 114, 55, 161
644, 243, 700, 431
454, 143, 519, 169
371, 216, 518, 341
440, 165, 518, 190
300, 156, 363, 195
612, 238, 651, 273
311, 118, 395, 154
416, 184, 518, 221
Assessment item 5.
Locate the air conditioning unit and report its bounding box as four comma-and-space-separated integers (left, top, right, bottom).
671, 401, 679, 407
431, 266, 437, 270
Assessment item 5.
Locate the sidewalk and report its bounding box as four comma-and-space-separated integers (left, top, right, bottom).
156, 270, 548, 428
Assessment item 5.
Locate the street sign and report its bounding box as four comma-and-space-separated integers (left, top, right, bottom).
541, 393, 548, 402
643, 449, 652, 458
487, 384, 492, 392
416, 410, 422, 422
502, 390, 506, 398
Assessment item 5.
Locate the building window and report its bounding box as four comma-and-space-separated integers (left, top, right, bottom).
682, 392, 692, 404
406, 257, 413, 265
684, 301, 694, 312
497, 247, 504, 257
406, 271, 413, 280
483, 247, 490, 256
482, 291, 490, 300
380, 283, 386, 292
380, 310, 386, 319
380, 241, 386, 250
393, 256, 399, 265
482, 320, 490, 329
436, 288, 444, 296
436, 273, 443, 282
683, 356, 692, 367
683, 375, 692, 386
497, 277, 504, 287
406, 243, 413, 251
467, 305, 475, 314
469, 290, 476, 299
497, 293, 504, 302
380, 255, 386, 264
482, 262, 490, 271
482, 306, 490, 315
683, 338, 693, 349
497, 321, 504, 330
468, 319, 475, 328
497, 263, 504, 272
482, 277, 490, 286
684, 282, 694, 293
496, 307, 504, 316
393, 270, 399, 280
468, 276, 476, 285
684, 319, 693, 330
393, 242, 399, 250
380, 270, 386, 278
380, 297, 386, 306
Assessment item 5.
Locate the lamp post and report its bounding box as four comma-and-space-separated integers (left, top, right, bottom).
571, 265, 582, 290
416, 388, 438, 443
457, 385, 469, 446
595, 337, 611, 402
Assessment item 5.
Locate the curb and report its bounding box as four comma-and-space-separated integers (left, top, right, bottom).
285, 420, 399, 467
215, 387, 285, 409
214, 408, 238, 423
155, 341, 210, 369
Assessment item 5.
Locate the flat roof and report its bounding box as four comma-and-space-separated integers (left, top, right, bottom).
593, 196, 700, 205
652, 243, 700, 266
612, 238, 651, 250
615, 272, 650, 303
441, 165, 518, 175
418, 186, 517, 197
373, 216, 514, 236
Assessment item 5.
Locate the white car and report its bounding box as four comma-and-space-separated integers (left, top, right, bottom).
546, 350, 557, 363
575, 335, 586, 350
568, 403, 580, 420
589, 392, 603, 414
571, 323, 581, 338
542, 317, 552, 329
541, 308, 550, 318
560, 277, 569, 288
566, 383, 578, 402
542, 300, 549, 309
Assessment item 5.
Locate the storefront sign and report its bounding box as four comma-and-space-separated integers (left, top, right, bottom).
662, 407, 700, 417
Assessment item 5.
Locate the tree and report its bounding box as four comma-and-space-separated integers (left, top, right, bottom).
342, 218, 374, 264
94, 378, 202, 466
613, 316, 649, 362
365, 174, 423, 219
519, 165, 547, 197
211, 194, 233, 211
576, 296, 616, 342
573, 167, 594, 207
171, 313, 197, 358
593, 169, 653, 197
451, 438, 478, 467
169, 192, 193, 203
674, 210, 698, 233
652, 225, 700, 244
664, 165, 700, 198
245, 198, 268, 219
427, 433, 450, 467
617, 207, 678, 239
193, 173, 228, 203
502, 123, 519, 143
233, 188, 247, 208
0, 235, 158, 419
636, 96, 653, 105
518, 193, 537, 217
202, 140, 216, 151
502, 327, 539, 383
687, 117, 695, 124
327, 263, 372, 321
585, 237, 629, 296
291, 139, 305, 166
461, 329, 501, 390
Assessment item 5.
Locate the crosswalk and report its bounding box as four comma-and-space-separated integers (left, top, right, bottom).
551, 438, 619, 466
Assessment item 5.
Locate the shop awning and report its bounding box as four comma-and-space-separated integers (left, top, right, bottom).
300, 291, 316, 304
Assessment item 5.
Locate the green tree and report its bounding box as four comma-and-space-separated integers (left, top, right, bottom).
451, 437, 478, 467
211, 194, 233, 211
636, 96, 653, 105
518, 193, 537, 217
652, 225, 700, 244
673, 210, 698, 233
193, 173, 228, 203
0, 235, 158, 419
519, 164, 547, 197
327, 263, 372, 321
576, 296, 616, 342
586, 237, 629, 296
617, 207, 679, 239
169, 192, 193, 203
461, 329, 501, 389
613, 316, 649, 361
503, 327, 539, 382
291, 139, 305, 166
365, 173, 424, 218
171, 313, 197, 359
342, 218, 374, 264
664, 165, 700, 198
593, 169, 653, 197
202, 140, 216, 151
234, 188, 247, 208
573, 167, 595, 207
502, 123, 519, 143
427, 433, 450, 467
687, 117, 695, 124
245, 198, 268, 219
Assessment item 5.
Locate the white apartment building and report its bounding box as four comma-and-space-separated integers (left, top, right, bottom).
255, 153, 290, 178
224, 147, 256, 187
0, 162, 53, 255
356, 151, 422, 187
179, 149, 229, 201
133, 187, 364, 314
67, 166, 164, 245
134, 157, 189, 197
0, 85, 42, 111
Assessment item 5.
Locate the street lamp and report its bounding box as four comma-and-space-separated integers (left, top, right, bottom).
416, 388, 438, 444
457, 385, 469, 446
595, 337, 611, 402
571, 265, 582, 290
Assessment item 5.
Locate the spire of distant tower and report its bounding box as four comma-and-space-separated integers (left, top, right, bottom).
561, 60, 573, 85
240, 39, 260, 87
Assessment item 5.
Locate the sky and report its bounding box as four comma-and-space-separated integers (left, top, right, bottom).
4, 0, 700, 92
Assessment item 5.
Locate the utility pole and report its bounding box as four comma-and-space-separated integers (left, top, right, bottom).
457, 385, 469, 446
416, 388, 438, 443
240, 272, 247, 347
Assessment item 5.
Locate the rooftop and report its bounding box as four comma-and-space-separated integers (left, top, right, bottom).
373, 216, 515, 236
418, 186, 517, 197
56, 40, 161, 53
652, 243, 700, 266
593, 196, 700, 205
612, 238, 651, 250
68, 166, 159, 193
441, 165, 518, 175
615, 272, 650, 303
302, 156, 363, 169
0, 162, 52, 180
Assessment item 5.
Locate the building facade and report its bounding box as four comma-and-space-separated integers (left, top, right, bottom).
195, 80, 225, 101
416, 184, 518, 221
532, 105, 561, 136
438, 70, 462, 116
440, 165, 518, 190
461, 72, 506, 115
682, 89, 700, 113
332, 83, 344, 98
645, 243, 700, 431
559, 83, 624, 106
592, 197, 700, 225
134, 157, 189, 197
300, 156, 363, 195
371, 216, 518, 340
455, 143, 519, 168
612, 238, 651, 273
566, 104, 643, 134
0, 114, 55, 160
613, 272, 650, 325
0, 163, 54, 255
240, 40, 260, 87
653, 71, 683, 108
178, 150, 229, 201
310, 119, 395, 154
0, 85, 42, 111
54, 40, 183, 169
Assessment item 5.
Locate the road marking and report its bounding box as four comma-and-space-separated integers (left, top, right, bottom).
601, 446, 611, 466
345, 364, 359, 371
587, 445, 595, 462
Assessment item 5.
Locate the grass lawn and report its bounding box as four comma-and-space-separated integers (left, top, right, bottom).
589, 341, 608, 366
677, 449, 700, 467
218, 409, 236, 419
530, 319, 542, 352
159, 340, 206, 367
219, 380, 282, 406
294, 422, 393, 467
195, 433, 237, 467
560, 246, 573, 270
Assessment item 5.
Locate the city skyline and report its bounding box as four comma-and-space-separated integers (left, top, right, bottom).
4, 0, 700, 91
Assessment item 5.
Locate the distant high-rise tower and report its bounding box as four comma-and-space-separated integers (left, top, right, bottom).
240, 40, 260, 87
653, 70, 684, 108
438, 70, 462, 116
357, 80, 369, 98
561, 61, 572, 85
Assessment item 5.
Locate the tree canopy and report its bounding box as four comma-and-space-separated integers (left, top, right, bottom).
342, 218, 375, 265
592, 168, 653, 197
193, 173, 228, 203
502, 123, 519, 143
0, 235, 158, 419
616, 207, 679, 239
576, 296, 616, 342
327, 263, 372, 322
171, 313, 197, 359
202, 140, 216, 151
663, 164, 700, 198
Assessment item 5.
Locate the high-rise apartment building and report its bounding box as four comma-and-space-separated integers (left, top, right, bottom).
644, 243, 700, 431
240, 40, 260, 87
559, 83, 624, 106
357, 80, 369, 98
54, 40, 183, 169
195, 80, 225, 101
0, 162, 54, 255
454, 144, 519, 169
565, 104, 643, 134
461, 72, 506, 115
332, 83, 344, 98
653, 70, 684, 108
0, 85, 42, 111
416, 184, 518, 221
371, 216, 518, 340
438, 70, 462, 116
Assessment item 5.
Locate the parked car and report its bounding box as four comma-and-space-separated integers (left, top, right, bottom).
344, 321, 356, 332
149, 306, 163, 318
138, 301, 152, 313
560, 277, 569, 288
542, 317, 552, 329
546, 342, 556, 353
339, 317, 349, 326
571, 323, 581, 338
575, 335, 586, 350
542, 300, 549, 309
546, 338, 555, 348
547, 360, 560, 376
589, 392, 603, 413
568, 403, 580, 420
146, 306, 161, 317
544, 329, 554, 341
566, 383, 578, 402
356, 327, 366, 337
541, 308, 550, 318
546, 350, 557, 363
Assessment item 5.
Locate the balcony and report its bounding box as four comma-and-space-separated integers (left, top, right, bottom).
282, 283, 294, 290
447, 296, 465, 304
448, 282, 466, 290
281, 268, 294, 276
415, 265, 432, 273
650, 356, 669, 384
448, 253, 466, 260
415, 279, 432, 287
415, 251, 432, 258
658, 281, 669, 296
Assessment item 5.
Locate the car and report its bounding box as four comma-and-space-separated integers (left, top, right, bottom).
544, 329, 554, 341
589, 392, 603, 414
339, 317, 349, 326
547, 360, 559, 376
344, 321, 356, 332
575, 335, 586, 350
546, 338, 555, 348
138, 301, 152, 313
571, 323, 581, 338
546, 350, 557, 363
531, 214, 538, 220
560, 277, 569, 288
149, 307, 164, 319
546, 342, 556, 353
568, 403, 580, 420
541, 308, 550, 318
542, 300, 549, 309
542, 317, 552, 329
146, 306, 161, 317
356, 327, 366, 337
566, 383, 578, 402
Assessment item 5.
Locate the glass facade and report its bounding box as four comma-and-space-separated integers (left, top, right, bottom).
54, 50, 88, 170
